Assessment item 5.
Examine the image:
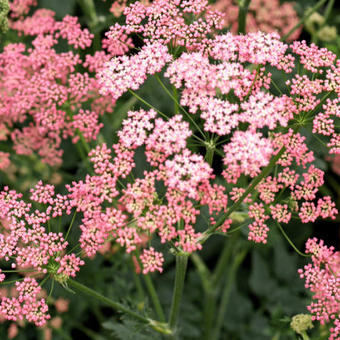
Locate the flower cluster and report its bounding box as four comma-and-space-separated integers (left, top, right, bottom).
67, 109, 226, 256
0, 278, 49, 327
0, 3, 117, 168
299, 238, 340, 340
0, 185, 83, 325
0, 285, 69, 338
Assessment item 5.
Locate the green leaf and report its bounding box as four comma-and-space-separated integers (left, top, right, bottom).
102, 319, 161, 340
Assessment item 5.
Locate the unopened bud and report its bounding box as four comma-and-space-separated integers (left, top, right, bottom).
317, 26, 337, 42
0, 0, 9, 34
290, 314, 313, 335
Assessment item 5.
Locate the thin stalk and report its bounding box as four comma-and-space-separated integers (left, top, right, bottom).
173, 86, 179, 114
75, 141, 86, 161
203, 290, 216, 340
190, 254, 215, 339
68, 279, 172, 335
67, 243, 80, 255
76, 0, 98, 27
154, 74, 206, 141
48, 279, 55, 299
39, 276, 50, 287
68, 279, 149, 322
143, 274, 166, 322
211, 250, 247, 340
168, 254, 189, 331
75, 139, 94, 175
324, 0, 335, 22
77, 131, 91, 154
281, 0, 328, 41
238, 0, 251, 34
301, 331, 311, 340
274, 221, 311, 257
65, 209, 77, 241
133, 250, 165, 321
225, 220, 250, 235
129, 89, 169, 121
1, 268, 36, 273
0, 277, 27, 286
205, 144, 214, 167
190, 253, 211, 293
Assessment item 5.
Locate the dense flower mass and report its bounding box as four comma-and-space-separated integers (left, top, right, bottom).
0, 0, 339, 338
0, 1, 118, 168
299, 239, 340, 340
0, 185, 83, 325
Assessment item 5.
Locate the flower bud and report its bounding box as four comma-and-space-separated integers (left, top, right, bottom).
317, 26, 337, 42
290, 314, 313, 335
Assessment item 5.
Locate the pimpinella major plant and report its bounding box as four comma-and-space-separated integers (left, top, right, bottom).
0, 0, 339, 339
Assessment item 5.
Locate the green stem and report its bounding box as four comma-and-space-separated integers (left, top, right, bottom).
274, 221, 310, 257
226, 220, 251, 235
143, 274, 166, 322
128, 89, 169, 121
48, 279, 55, 299
154, 74, 206, 141
77, 131, 91, 154
281, 0, 328, 41
203, 290, 217, 340
76, 0, 98, 27
190, 253, 211, 293
190, 253, 216, 340
65, 209, 77, 241
173, 86, 179, 114
205, 144, 214, 166
75, 140, 86, 161
301, 331, 310, 340
69, 279, 172, 334
199, 146, 287, 244
68, 279, 150, 324
1, 268, 36, 273
39, 275, 50, 287
324, 0, 335, 23
168, 254, 189, 331
211, 250, 248, 340
75, 137, 94, 175
238, 0, 251, 34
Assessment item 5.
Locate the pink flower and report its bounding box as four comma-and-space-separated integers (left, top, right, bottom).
140, 247, 164, 274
